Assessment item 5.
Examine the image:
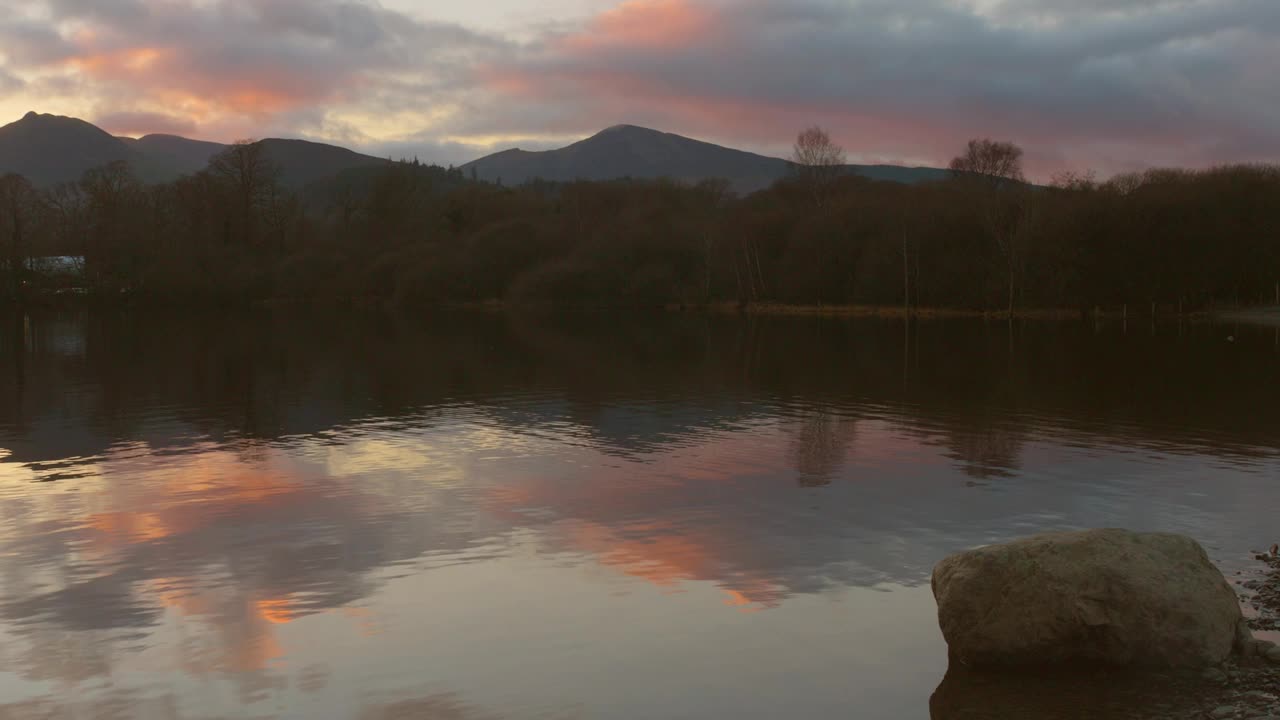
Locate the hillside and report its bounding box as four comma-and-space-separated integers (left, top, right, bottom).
0, 113, 945, 193
0, 112, 145, 186
120, 134, 228, 177
256, 139, 389, 188
461, 125, 946, 193
0, 112, 389, 188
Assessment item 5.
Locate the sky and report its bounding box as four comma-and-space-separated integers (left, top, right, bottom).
0, 0, 1276, 177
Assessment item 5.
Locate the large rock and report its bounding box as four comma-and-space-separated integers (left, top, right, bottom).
932, 529, 1242, 669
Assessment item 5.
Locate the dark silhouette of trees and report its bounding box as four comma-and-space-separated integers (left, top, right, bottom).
0, 131, 1277, 314
209, 141, 280, 248
0, 174, 38, 298
949, 139, 1026, 185
949, 139, 1036, 314
791, 126, 846, 206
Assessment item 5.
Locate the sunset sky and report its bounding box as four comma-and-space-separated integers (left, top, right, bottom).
0, 0, 1276, 176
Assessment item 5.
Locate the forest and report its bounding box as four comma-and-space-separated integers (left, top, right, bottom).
0, 130, 1277, 315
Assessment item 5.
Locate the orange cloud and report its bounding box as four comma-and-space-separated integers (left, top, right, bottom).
561, 0, 716, 51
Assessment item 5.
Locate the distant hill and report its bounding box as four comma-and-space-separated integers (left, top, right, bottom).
0, 112, 147, 186
0, 113, 945, 193
255, 139, 389, 188
0, 112, 390, 188
119, 134, 227, 177
461, 125, 947, 193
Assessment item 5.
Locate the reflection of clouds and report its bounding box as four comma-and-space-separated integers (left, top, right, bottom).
357, 692, 501, 720
566, 519, 786, 611
0, 690, 213, 720
2, 311, 1280, 718
0, 445, 430, 690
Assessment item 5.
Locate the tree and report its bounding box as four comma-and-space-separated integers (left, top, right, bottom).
949, 139, 1026, 185
791, 126, 846, 205
80, 161, 145, 285
0, 174, 39, 298
209, 140, 281, 247
949, 139, 1035, 315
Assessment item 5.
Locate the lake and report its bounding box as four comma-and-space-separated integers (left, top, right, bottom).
0, 308, 1277, 719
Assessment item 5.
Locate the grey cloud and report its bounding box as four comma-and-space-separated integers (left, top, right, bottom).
3, 0, 501, 136
466, 0, 1280, 175
0, 67, 23, 96
0, 18, 78, 64
2, 0, 1276, 175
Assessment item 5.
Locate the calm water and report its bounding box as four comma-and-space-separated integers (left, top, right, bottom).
0, 309, 1277, 720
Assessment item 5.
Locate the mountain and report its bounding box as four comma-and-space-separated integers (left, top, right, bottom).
0, 112, 389, 188
0, 112, 944, 194
461, 125, 947, 193
255, 139, 388, 188
119, 134, 228, 177
0, 112, 147, 186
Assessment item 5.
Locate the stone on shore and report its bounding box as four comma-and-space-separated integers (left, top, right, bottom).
932, 529, 1242, 669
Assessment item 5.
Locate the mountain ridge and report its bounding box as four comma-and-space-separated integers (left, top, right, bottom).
461, 124, 947, 193
0, 112, 946, 192
0, 112, 390, 188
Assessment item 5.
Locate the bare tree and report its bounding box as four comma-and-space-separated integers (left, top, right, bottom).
949, 139, 1025, 185
950, 138, 1035, 315
209, 140, 281, 247
792, 126, 846, 205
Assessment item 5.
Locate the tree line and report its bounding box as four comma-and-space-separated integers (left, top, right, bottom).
1, 130, 1277, 314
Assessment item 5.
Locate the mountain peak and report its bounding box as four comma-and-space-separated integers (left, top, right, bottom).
596, 124, 660, 137
462, 124, 948, 193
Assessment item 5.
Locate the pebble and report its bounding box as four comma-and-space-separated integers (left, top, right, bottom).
1212, 706, 1238, 719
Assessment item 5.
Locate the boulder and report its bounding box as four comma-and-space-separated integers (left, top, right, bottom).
932, 529, 1242, 669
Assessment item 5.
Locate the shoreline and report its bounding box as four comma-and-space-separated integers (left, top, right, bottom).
699, 301, 1223, 321
0, 295, 1266, 324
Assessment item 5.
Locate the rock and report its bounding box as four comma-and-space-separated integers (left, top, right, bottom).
1249, 639, 1278, 658
1266, 646, 1280, 664
1237, 620, 1258, 655
1202, 667, 1229, 683
932, 529, 1243, 669
1212, 706, 1238, 719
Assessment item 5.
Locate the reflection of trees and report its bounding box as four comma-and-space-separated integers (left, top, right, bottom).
789, 410, 857, 487
943, 420, 1025, 480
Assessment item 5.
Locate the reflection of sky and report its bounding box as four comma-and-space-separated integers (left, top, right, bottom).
1, 314, 1279, 718
0, 407, 1277, 718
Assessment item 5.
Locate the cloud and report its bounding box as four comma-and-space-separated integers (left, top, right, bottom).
472, 0, 1280, 175
1, 0, 502, 141
0, 0, 1277, 175
95, 110, 198, 137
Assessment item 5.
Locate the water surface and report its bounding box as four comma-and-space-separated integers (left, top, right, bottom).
0, 309, 1277, 719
